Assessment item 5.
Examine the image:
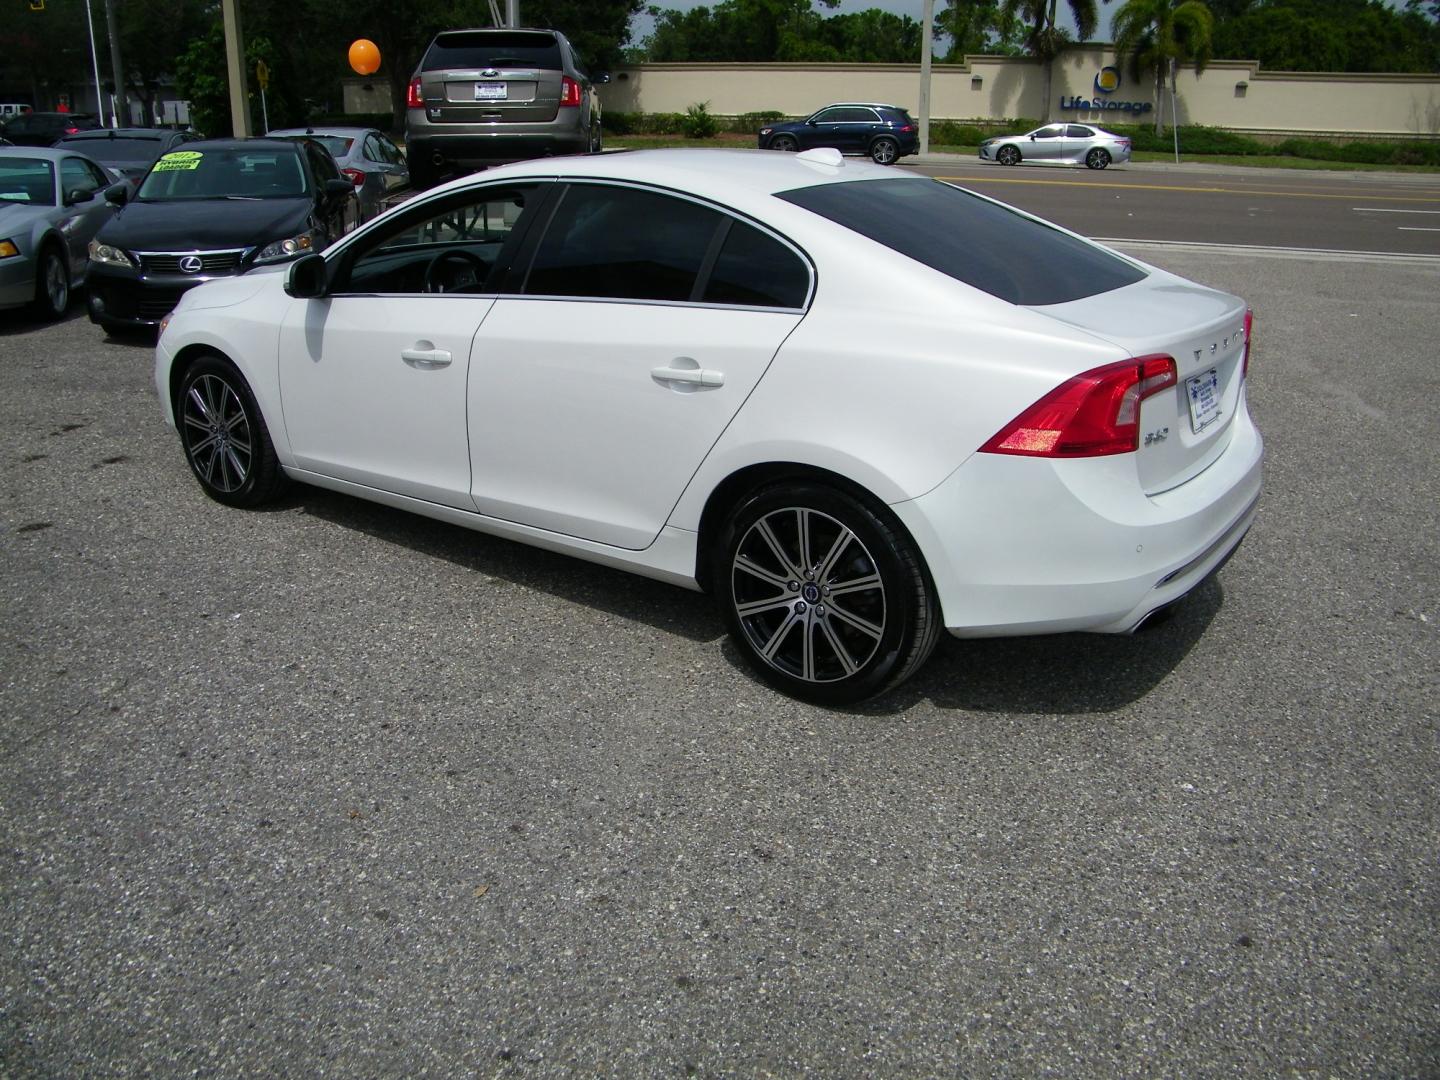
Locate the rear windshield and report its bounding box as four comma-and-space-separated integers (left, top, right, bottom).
61, 137, 164, 162
777, 177, 1146, 306
277, 134, 353, 158
423, 30, 562, 71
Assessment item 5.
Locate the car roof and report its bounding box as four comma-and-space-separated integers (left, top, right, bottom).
430, 147, 918, 200
179, 137, 305, 152
816, 103, 909, 111
0, 146, 90, 162
267, 127, 374, 138
57, 127, 173, 140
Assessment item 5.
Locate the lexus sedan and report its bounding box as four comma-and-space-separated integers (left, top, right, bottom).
87, 137, 358, 332
759, 103, 918, 165
154, 147, 1261, 704
980, 123, 1132, 169
0, 146, 118, 318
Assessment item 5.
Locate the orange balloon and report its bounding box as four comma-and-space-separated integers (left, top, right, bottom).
348, 39, 381, 76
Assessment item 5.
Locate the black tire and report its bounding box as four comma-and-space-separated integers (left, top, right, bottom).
996, 145, 1021, 166
870, 136, 899, 165
713, 482, 942, 705
769, 134, 798, 153
31, 243, 69, 320
1085, 147, 1111, 170
176, 354, 287, 508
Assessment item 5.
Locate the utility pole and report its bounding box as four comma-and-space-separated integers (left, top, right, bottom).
103, 0, 126, 126
505, 0, 519, 28
221, 0, 253, 136
919, 0, 934, 156
84, 0, 105, 124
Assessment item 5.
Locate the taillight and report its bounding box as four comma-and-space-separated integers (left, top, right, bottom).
898, 124, 915, 133
1242, 307, 1253, 378
559, 76, 582, 107
64, 126, 79, 135
407, 77, 423, 109
342, 168, 366, 186
981, 355, 1178, 457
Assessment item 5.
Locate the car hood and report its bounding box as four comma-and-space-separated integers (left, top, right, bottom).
99, 197, 313, 251
0, 200, 53, 235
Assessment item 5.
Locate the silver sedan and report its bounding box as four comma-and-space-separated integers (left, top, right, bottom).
980, 123, 1132, 170
0, 147, 119, 319
267, 126, 410, 222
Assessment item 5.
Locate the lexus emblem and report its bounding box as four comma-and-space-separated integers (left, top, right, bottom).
178, 255, 203, 274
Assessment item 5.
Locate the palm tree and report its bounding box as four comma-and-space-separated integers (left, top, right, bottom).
1001, 0, 1099, 122
1110, 0, 1215, 136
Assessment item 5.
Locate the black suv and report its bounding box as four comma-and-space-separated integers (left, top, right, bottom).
404, 27, 605, 189
757, 104, 919, 165
2, 112, 102, 147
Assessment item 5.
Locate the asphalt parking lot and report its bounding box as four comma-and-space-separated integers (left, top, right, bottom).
1, 247, 1436, 1075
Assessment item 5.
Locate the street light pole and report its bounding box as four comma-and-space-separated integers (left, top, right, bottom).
83, 0, 105, 124
102, 0, 126, 126
919, 0, 934, 156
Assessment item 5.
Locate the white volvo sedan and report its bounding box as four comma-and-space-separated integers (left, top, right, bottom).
155, 148, 1262, 704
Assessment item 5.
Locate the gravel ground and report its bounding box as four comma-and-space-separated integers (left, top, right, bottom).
1, 247, 1436, 1077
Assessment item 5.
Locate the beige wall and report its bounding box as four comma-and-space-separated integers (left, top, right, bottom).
600, 46, 1440, 138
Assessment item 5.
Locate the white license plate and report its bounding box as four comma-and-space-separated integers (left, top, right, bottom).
1186, 368, 1221, 434
474, 82, 507, 101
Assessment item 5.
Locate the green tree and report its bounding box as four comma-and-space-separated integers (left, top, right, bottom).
119, 0, 211, 125
1001, 0, 1099, 120
0, 0, 94, 111
643, 0, 842, 62
1111, 0, 1213, 135
937, 0, 1026, 59
1211, 0, 1438, 74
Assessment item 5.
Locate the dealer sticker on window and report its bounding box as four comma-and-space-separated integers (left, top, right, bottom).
152, 151, 204, 172
1186, 368, 1221, 434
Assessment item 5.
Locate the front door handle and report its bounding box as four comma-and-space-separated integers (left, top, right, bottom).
651, 364, 724, 388
401, 343, 452, 369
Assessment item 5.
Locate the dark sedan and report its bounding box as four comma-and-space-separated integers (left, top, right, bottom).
54, 127, 204, 185
86, 138, 358, 332
757, 103, 918, 165
2, 112, 102, 147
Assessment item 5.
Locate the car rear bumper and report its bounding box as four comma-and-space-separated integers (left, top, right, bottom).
407, 127, 588, 168
891, 397, 1265, 636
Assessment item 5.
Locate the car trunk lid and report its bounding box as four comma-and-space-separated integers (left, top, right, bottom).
1032, 267, 1250, 495
420, 30, 563, 124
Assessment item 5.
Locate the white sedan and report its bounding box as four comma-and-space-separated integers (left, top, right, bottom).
155, 147, 1261, 704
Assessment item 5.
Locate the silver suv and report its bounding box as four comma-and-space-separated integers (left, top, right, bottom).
405, 28, 606, 189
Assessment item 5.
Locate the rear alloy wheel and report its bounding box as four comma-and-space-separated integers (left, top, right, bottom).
769, 134, 798, 153
31, 244, 69, 319
996, 145, 1021, 166
177, 355, 286, 508
1086, 147, 1111, 170
715, 483, 942, 705
870, 137, 899, 165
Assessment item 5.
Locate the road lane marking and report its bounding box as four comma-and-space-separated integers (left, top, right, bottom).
1397, 226, 1440, 232
1093, 238, 1440, 263
1352, 207, 1440, 214
930, 174, 1440, 204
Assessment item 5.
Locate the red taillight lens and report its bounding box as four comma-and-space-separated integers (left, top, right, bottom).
64, 126, 79, 134
559, 76, 582, 107
1242, 307, 1253, 378
342, 168, 365, 186
898, 124, 915, 133
981, 355, 1178, 458
406, 77, 423, 109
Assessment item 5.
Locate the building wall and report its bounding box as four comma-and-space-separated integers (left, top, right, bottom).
599, 46, 1440, 138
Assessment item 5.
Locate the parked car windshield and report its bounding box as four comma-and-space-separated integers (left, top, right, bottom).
137, 147, 309, 201
778, 177, 1145, 306
0, 158, 56, 205
422, 30, 563, 71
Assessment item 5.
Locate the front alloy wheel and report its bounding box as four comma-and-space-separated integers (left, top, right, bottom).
716, 484, 941, 704
178, 355, 286, 508
996, 145, 1021, 166
1086, 147, 1111, 170
770, 134, 798, 153
32, 246, 69, 319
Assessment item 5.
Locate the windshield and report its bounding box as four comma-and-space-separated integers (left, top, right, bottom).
778, 177, 1146, 306
137, 147, 309, 200
423, 30, 562, 71
65, 138, 166, 163
0, 159, 56, 206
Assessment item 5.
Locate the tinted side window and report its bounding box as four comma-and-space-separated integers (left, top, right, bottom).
1067, 125, 1095, 138
524, 185, 724, 303
60, 157, 100, 195
778, 178, 1146, 306
306, 142, 338, 184
703, 222, 809, 309
1034, 126, 1064, 139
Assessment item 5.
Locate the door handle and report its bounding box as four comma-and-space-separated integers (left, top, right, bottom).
651, 365, 724, 387
401, 343, 452, 369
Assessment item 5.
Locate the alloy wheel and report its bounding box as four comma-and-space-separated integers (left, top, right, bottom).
182, 373, 254, 494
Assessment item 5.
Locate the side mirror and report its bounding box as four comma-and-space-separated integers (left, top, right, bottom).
64, 187, 95, 206
284, 253, 328, 299
104, 182, 129, 206
323, 178, 353, 201
1029, 134, 1036, 140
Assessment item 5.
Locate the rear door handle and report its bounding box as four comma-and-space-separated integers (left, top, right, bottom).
401, 343, 452, 369
651, 365, 724, 387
